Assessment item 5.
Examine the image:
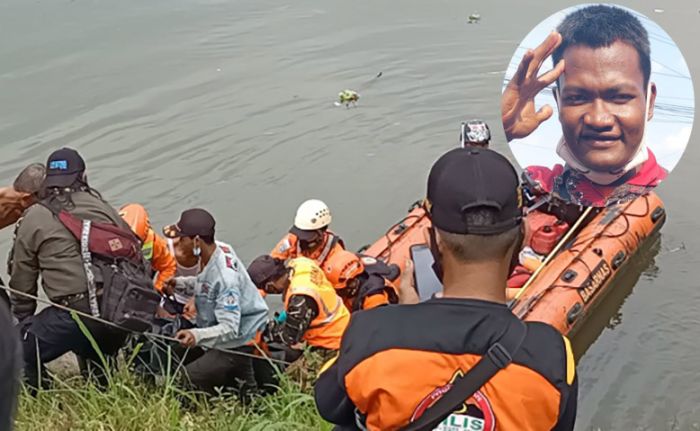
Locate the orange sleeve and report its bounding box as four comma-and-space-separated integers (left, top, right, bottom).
270, 234, 295, 260
151, 234, 177, 292
361, 291, 390, 310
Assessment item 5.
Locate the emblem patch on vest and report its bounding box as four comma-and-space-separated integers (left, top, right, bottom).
411, 370, 496, 431
278, 239, 291, 253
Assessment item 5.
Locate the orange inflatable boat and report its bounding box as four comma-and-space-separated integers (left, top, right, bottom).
361, 192, 666, 336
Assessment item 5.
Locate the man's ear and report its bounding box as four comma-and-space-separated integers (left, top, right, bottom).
647, 82, 657, 121
433, 228, 444, 254
19, 193, 35, 209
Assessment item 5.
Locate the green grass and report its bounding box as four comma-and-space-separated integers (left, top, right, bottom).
15, 313, 332, 431
15, 366, 332, 431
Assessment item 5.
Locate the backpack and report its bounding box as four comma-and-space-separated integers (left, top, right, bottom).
46, 203, 161, 333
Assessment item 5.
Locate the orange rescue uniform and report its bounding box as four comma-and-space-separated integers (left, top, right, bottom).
271, 231, 348, 288
142, 229, 177, 293
285, 257, 350, 350
315, 298, 577, 430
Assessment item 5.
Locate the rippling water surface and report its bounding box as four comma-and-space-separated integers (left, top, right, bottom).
1, 1, 698, 428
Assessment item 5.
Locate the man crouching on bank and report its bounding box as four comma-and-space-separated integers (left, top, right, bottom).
163, 208, 269, 399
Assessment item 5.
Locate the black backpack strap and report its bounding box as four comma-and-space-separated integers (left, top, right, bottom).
401, 320, 528, 431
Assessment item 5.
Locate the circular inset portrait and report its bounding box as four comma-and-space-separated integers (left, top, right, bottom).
501, 4, 693, 207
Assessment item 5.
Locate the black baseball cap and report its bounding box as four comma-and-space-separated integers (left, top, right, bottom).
426, 147, 522, 235
247, 255, 287, 287
163, 208, 216, 238
43, 148, 86, 188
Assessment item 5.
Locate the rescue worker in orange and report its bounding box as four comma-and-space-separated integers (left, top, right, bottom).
247, 255, 349, 352
314, 148, 577, 431
119, 203, 177, 293
325, 250, 399, 312
270, 199, 348, 288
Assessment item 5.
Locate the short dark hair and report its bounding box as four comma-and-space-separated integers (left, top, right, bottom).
553, 5, 651, 88
191, 235, 215, 245
13, 163, 45, 194
438, 207, 520, 262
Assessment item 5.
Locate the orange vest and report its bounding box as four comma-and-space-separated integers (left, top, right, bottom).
271, 231, 343, 266
271, 232, 348, 289
143, 229, 177, 293
285, 257, 349, 350
315, 300, 577, 430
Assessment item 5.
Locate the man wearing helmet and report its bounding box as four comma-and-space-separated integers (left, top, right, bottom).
460, 120, 491, 148
325, 250, 399, 312
119, 203, 177, 294
270, 199, 349, 288
247, 255, 349, 353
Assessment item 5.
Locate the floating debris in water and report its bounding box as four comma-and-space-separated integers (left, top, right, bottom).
336, 89, 360, 108
653, 8, 664, 13
334, 72, 382, 108
659, 242, 686, 257
468, 13, 481, 24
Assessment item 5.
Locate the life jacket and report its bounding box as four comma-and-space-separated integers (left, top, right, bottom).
285, 257, 349, 350
272, 231, 345, 267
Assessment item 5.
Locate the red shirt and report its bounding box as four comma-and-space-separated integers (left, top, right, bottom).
525, 149, 667, 207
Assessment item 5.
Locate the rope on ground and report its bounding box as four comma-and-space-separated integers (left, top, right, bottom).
1, 285, 293, 366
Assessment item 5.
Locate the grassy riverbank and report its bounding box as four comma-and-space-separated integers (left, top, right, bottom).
15, 369, 331, 431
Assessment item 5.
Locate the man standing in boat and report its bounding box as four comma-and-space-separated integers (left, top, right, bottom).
270, 199, 349, 288
501, 5, 667, 207
314, 148, 577, 430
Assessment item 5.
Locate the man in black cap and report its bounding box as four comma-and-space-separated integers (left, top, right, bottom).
162, 208, 269, 398
9, 147, 130, 390
314, 148, 578, 430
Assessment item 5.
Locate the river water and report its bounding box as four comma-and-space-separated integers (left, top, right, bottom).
1, 0, 698, 428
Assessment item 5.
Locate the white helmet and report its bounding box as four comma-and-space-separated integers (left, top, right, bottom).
293, 199, 332, 231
